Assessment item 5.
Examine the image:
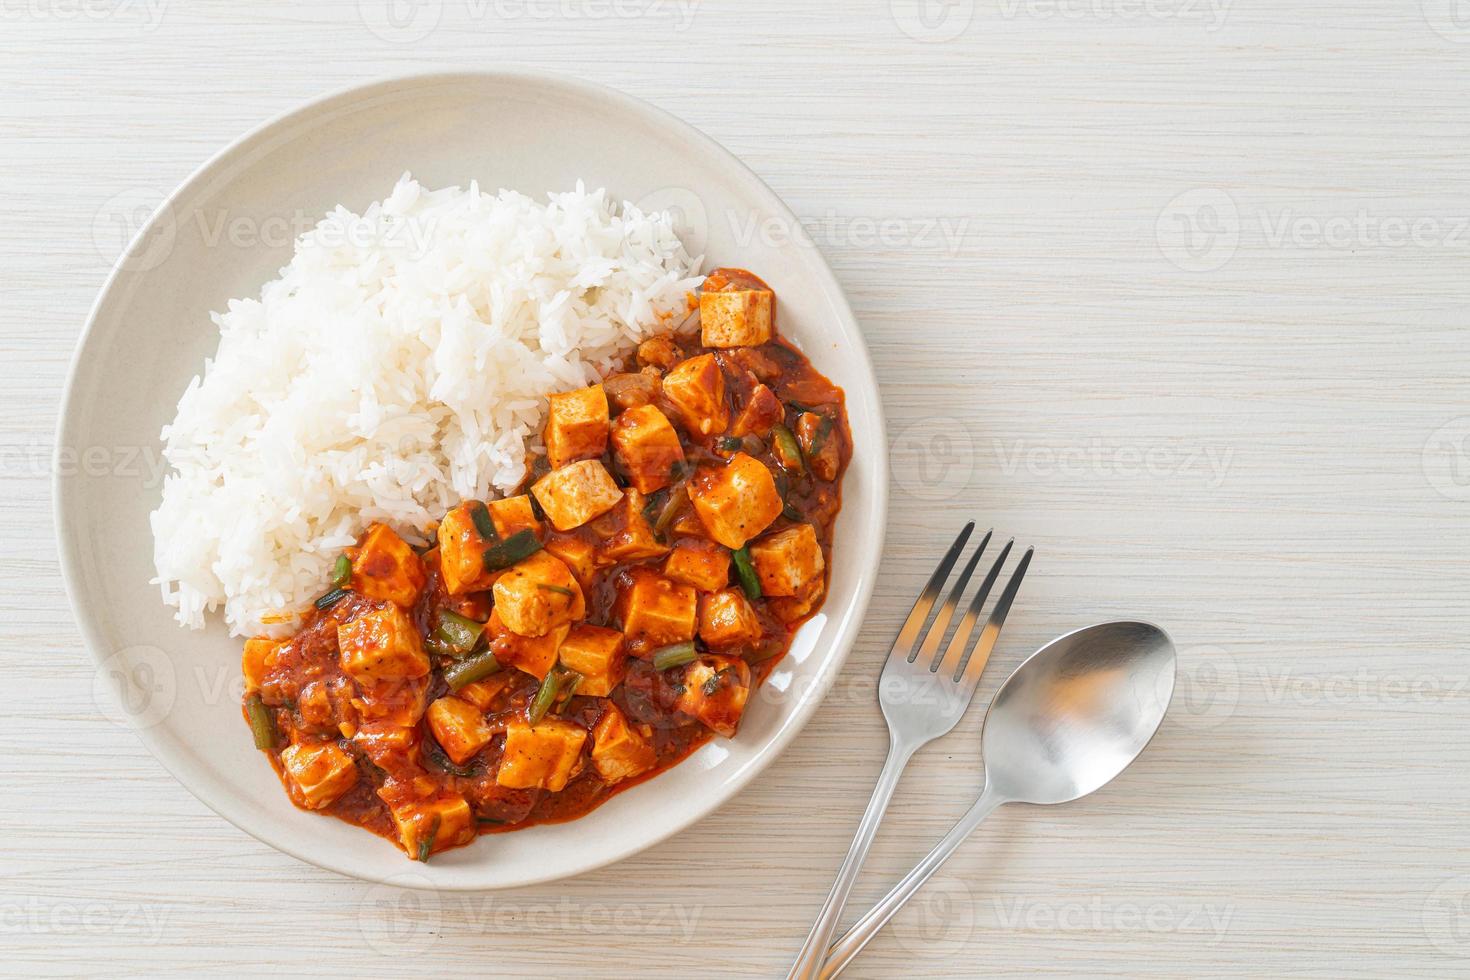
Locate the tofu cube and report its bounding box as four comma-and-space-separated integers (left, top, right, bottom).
675, 655, 752, 737
700, 288, 774, 348
426, 696, 494, 765
591, 705, 657, 784
455, 674, 514, 712
614, 569, 698, 651
556, 625, 627, 697
543, 533, 600, 591
749, 523, 826, 597
337, 604, 429, 685
730, 383, 784, 438
487, 494, 542, 538
687, 452, 783, 549
352, 723, 417, 768
280, 740, 358, 810
486, 609, 569, 680
350, 523, 428, 607
532, 459, 624, 531
767, 578, 827, 624
663, 540, 731, 592
661, 353, 729, 436
544, 384, 609, 469
699, 589, 764, 648
599, 490, 670, 563
389, 794, 474, 860
497, 719, 587, 792
436, 501, 499, 595
610, 404, 686, 494
491, 550, 585, 637
242, 637, 279, 694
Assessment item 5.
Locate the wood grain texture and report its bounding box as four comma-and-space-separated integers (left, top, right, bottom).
5, 2, 1470, 976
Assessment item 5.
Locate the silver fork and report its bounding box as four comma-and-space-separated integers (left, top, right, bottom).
786, 523, 1034, 980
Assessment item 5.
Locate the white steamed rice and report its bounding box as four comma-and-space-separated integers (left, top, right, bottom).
151, 174, 702, 637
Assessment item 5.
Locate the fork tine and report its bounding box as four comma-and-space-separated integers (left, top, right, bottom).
934, 539, 1013, 679
913, 530, 991, 670
890, 522, 974, 663
957, 546, 1034, 685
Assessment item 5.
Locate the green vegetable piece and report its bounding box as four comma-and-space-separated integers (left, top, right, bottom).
432, 609, 485, 657
444, 650, 502, 691
482, 529, 542, 570
330, 554, 352, 589
537, 583, 575, 598
652, 641, 699, 671
528, 669, 565, 725
732, 547, 762, 600
245, 694, 277, 750
469, 501, 497, 541
771, 424, 804, 474
313, 587, 348, 610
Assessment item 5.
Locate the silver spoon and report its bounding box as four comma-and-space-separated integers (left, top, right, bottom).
818, 620, 1176, 978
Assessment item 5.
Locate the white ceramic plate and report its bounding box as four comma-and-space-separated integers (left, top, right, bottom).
56, 71, 887, 890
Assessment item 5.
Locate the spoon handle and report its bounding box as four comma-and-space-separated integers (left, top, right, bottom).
786, 738, 916, 980
819, 784, 1007, 979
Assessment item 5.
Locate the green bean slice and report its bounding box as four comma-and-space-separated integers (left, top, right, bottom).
732, 547, 762, 600
245, 694, 277, 750
651, 641, 699, 671
444, 650, 502, 691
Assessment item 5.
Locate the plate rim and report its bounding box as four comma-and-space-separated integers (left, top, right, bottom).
55, 68, 889, 890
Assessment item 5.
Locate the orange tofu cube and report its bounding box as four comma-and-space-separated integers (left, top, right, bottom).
610, 404, 686, 494
532, 459, 624, 531
389, 794, 474, 860
749, 523, 826, 597
599, 490, 670, 563
350, 523, 428, 607
676, 655, 752, 737
352, 724, 417, 767
427, 696, 495, 765
687, 452, 783, 549
491, 551, 585, 637
496, 719, 588, 792
487, 494, 542, 538
767, 579, 827, 624
456, 674, 514, 712
700, 288, 774, 348
662, 353, 729, 436
591, 705, 656, 784
242, 637, 279, 694
544, 384, 609, 469
350, 677, 429, 729
280, 740, 358, 810
337, 604, 429, 685
615, 569, 698, 651
730, 383, 784, 438
486, 609, 569, 681
664, 540, 731, 592
436, 501, 499, 595
543, 533, 599, 591
556, 625, 627, 697
698, 589, 764, 648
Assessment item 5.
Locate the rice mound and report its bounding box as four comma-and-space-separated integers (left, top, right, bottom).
151, 174, 702, 637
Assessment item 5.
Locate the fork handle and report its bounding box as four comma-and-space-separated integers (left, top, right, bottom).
785, 739, 916, 980
818, 784, 1007, 979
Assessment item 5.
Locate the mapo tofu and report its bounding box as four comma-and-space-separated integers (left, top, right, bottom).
241, 268, 850, 861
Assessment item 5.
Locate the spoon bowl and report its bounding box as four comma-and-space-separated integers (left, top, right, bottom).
982, 621, 1176, 805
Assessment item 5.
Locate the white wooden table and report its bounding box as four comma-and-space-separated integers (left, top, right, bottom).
7, 4, 1470, 976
